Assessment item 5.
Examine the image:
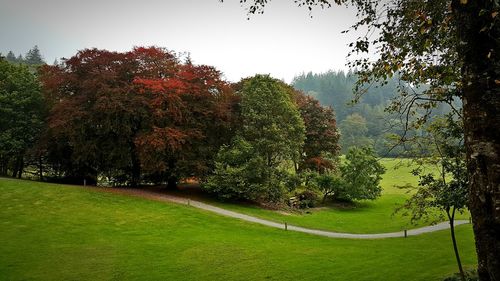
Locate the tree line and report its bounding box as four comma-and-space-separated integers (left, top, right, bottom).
292, 70, 460, 156
0, 46, 385, 206
3, 45, 46, 66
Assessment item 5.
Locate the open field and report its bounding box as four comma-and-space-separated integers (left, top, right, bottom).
0, 177, 476, 281
167, 158, 470, 234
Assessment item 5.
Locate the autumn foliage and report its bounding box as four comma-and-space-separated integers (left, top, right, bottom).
31, 46, 339, 191
40, 47, 237, 186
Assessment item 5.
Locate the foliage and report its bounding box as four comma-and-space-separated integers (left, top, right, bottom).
293, 92, 340, 171
239, 1, 500, 278
238, 75, 305, 168
339, 113, 373, 152
0, 58, 45, 177
39, 47, 236, 186
204, 75, 305, 202
397, 115, 468, 280
24, 45, 45, 66
312, 170, 346, 202
132, 50, 236, 186
3, 46, 46, 66
398, 119, 468, 223
203, 137, 276, 201
295, 188, 320, 208
340, 147, 385, 201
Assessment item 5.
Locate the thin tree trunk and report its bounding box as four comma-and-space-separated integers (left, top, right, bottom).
17, 157, 23, 179
166, 158, 177, 189
38, 156, 43, 180
452, 1, 500, 280
167, 176, 177, 190
448, 208, 465, 281
130, 145, 141, 188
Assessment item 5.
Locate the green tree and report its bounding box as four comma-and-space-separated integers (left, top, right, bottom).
308, 147, 385, 202
235, 1, 499, 278
339, 113, 373, 152
0, 58, 45, 177
24, 45, 45, 65
239, 75, 305, 169
5, 51, 17, 63
312, 170, 346, 202
398, 116, 468, 281
203, 137, 272, 201
205, 75, 305, 202
340, 147, 385, 201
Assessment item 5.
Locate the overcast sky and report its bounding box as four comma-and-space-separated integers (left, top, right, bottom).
0, 0, 359, 83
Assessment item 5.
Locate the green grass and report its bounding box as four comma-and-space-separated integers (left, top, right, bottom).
0, 177, 476, 280
175, 158, 469, 234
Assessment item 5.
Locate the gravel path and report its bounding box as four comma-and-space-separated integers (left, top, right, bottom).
96, 186, 470, 239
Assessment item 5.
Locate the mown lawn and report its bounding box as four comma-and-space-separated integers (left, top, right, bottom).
173, 158, 469, 234
0, 177, 476, 281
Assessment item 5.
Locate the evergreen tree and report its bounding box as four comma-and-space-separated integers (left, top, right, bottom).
6, 51, 17, 63
25, 45, 45, 65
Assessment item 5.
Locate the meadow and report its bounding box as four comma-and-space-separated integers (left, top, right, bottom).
0, 170, 476, 281
172, 158, 470, 234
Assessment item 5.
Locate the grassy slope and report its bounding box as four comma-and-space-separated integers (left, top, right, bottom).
0, 177, 476, 281
186, 159, 470, 234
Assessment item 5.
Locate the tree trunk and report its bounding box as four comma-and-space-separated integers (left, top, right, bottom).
452, 1, 500, 280
17, 157, 23, 179
38, 156, 43, 181
167, 176, 177, 190
12, 156, 21, 178
166, 158, 178, 189
448, 208, 465, 281
130, 145, 141, 188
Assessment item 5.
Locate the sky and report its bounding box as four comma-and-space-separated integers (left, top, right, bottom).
0, 0, 359, 83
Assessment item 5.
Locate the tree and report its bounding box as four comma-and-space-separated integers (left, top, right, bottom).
339, 113, 373, 153
238, 75, 305, 169
308, 147, 384, 202
235, 1, 499, 279
312, 170, 346, 202
25, 45, 45, 65
397, 115, 468, 281
339, 147, 385, 201
133, 50, 236, 188
40, 48, 149, 185
5, 51, 17, 63
203, 137, 271, 201
204, 75, 306, 202
294, 93, 340, 172
0, 58, 45, 177
40, 47, 235, 187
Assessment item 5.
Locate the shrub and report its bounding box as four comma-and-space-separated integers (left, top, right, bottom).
313, 171, 347, 202
203, 137, 285, 202
295, 188, 320, 208
339, 146, 385, 201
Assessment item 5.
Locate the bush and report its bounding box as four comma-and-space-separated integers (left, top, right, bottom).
202, 137, 285, 202
339, 147, 385, 201
295, 188, 320, 208
313, 171, 346, 202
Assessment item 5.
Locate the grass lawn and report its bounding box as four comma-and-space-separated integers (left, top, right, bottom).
171, 158, 470, 234
0, 177, 476, 280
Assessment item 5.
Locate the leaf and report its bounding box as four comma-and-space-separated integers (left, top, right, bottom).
460, 0, 467, 4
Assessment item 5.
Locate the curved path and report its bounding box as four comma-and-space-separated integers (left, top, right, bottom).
97, 186, 470, 239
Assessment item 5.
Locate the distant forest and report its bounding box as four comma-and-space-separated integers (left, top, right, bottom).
292, 71, 458, 157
